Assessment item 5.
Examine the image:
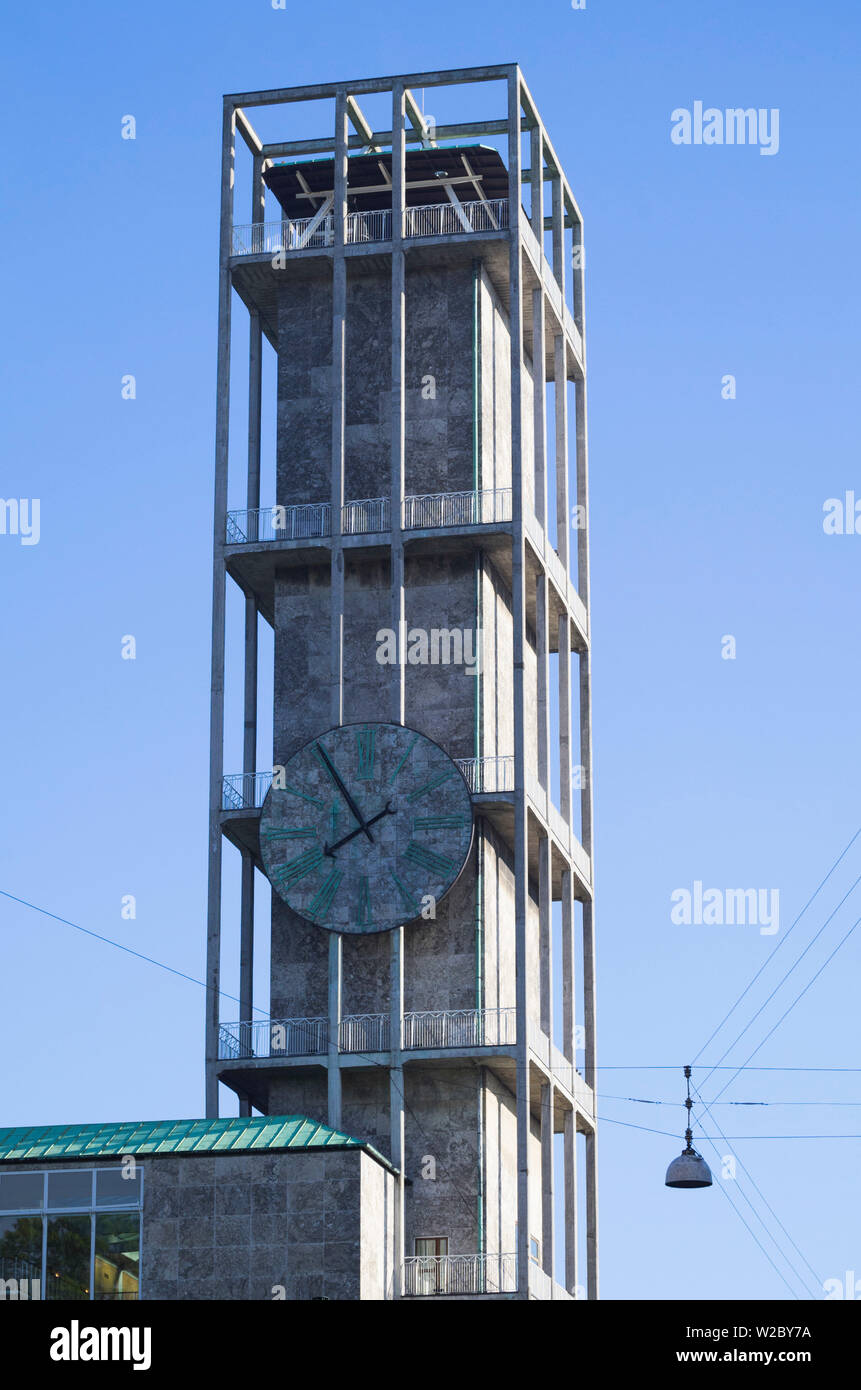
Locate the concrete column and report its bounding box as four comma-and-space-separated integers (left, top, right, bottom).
391, 82, 406, 726
330, 92, 348, 729
205, 99, 236, 1118
554, 335, 569, 573
532, 288, 547, 532
327, 932, 342, 1128
538, 834, 551, 1040
551, 175, 565, 304
563, 1108, 578, 1294
389, 925, 405, 1296
561, 868, 575, 1064
530, 125, 544, 243
238, 295, 262, 1118
540, 1082, 554, 1282
536, 574, 549, 799
586, 1125, 599, 1298
559, 611, 572, 825
508, 66, 531, 1302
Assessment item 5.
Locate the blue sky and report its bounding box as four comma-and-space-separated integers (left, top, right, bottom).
2, 0, 860, 1301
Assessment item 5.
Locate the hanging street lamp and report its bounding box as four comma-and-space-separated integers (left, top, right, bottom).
665, 1065, 713, 1189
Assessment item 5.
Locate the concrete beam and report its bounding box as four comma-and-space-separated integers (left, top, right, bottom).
261, 118, 523, 159
225, 64, 515, 109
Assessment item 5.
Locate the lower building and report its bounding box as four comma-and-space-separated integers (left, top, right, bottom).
0, 1117, 397, 1301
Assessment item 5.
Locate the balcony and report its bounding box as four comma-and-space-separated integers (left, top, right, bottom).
225, 488, 513, 547
217, 1007, 517, 1061
221, 755, 515, 813
231, 199, 509, 258
403, 1252, 516, 1297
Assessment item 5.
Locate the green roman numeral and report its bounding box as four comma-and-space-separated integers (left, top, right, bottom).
412, 815, 470, 831
356, 875, 372, 926
408, 772, 453, 806
390, 871, 421, 919
283, 784, 326, 808
403, 842, 456, 876
261, 827, 317, 841
271, 845, 325, 889
388, 733, 419, 784
356, 729, 376, 781
307, 867, 342, 922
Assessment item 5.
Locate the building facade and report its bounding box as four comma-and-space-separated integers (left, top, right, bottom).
208, 64, 598, 1300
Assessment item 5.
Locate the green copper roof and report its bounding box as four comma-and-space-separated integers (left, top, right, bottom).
0, 1115, 394, 1169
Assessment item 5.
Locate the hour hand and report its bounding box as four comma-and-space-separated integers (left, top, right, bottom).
314, 743, 373, 842
324, 801, 395, 856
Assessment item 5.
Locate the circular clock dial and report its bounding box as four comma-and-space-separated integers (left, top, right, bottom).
260, 723, 474, 934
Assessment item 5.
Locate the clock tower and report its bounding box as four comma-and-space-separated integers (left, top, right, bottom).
206, 64, 598, 1299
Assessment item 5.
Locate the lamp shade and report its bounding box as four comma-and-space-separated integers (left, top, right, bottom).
665, 1146, 713, 1189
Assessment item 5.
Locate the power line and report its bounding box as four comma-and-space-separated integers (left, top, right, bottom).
691, 1083, 821, 1294
698, 873, 861, 1092
696, 911, 861, 1130
0, 887, 270, 1017
693, 826, 860, 1065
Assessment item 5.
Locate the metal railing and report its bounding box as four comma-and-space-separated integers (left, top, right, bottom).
404, 488, 512, 530
404, 1252, 516, 1296
225, 489, 512, 545
221, 771, 273, 811
231, 200, 509, 258
218, 1009, 516, 1060
218, 1018, 328, 1060
339, 1014, 390, 1053
226, 504, 331, 544
456, 755, 514, 794
405, 198, 508, 239
342, 497, 390, 535
403, 1008, 515, 1050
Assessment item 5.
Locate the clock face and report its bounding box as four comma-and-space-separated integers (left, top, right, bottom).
260, 723, 474, 934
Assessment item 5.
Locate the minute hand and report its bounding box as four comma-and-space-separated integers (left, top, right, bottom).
315, 743, 374, 843
325, 801, 395, 856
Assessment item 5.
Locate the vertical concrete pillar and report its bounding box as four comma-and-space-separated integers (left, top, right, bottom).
205, 99, 236, 1119
559, 611, 572, 825
554, 335, 569, 573
327, 932, 342, 1127
391, 81, 406, 727
330, 91, 349, 730
390, 81, 408, 1298
540, 1082, 554, 1282
389, 925, 405, 1296
532, 288, 547, 533
530, 125, 543, 243
563, 1108, 578, 1294
586, 1125, 599, 1298
508, 65, 531, 1301
551, 175, 565, 304
536, 574, 549, 798
538, 833, 551, 1039
561, 868, 575, 1064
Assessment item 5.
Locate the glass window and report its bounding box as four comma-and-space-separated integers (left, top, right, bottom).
45, 1215, 91, 1300
0, 1171, 44, 1212
0, 1215, 42, 1288
93, 1214, 140, 1300
47, 1170, 92, 1211
96, 1167, 141, 1209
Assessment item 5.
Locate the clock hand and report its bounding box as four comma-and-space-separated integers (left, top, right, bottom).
324, 801, 395, 856
314, 743, 374, 843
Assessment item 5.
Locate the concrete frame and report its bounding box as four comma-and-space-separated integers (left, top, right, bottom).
206, 63, 598, 1300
